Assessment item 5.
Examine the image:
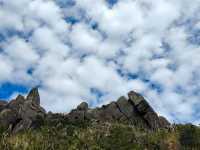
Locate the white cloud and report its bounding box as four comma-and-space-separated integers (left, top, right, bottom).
31, 27, 69, 57
0, 54, 13, 82
3, 37, 39, 68
29, 0, 69, 34
99, 0, 143, 38
0, 9, 23, 31
0, 0, 200, 123
70, 23, 102, 54
150, 68, 174, 88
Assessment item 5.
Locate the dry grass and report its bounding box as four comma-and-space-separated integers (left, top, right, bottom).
0, 122, 200, 150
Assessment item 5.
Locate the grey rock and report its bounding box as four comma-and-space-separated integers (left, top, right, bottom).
0, 88, 46, 133
19, 100, 45, 119
12, 119, 32, 133
116, 96, 133, 120
8, 95, 26, 111
159, 116, 171, 128
128, 91, 144, 106
0, 87, 170, 132
135, 100, 153, 115
26, 87, 40, 105
0, 108, 18, 127
66, 91, 169, 130
0, 100, 7, 112
128, 91, 167, 130
116, 97, 149, 128
67, 109, 86, 122
143, 111, 161, 129
77, 102, 88, 111
93, 102, 123, 121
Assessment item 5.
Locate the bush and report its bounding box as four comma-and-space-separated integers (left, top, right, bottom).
177, 124, 200, 149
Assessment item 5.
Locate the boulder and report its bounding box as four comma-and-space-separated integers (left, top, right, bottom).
116, 96, 149, 128
116, 96, 133, 119
128, 91, 168, 129
77, 102, 88, 111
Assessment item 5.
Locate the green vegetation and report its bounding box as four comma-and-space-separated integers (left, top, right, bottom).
0, 120, 200, 150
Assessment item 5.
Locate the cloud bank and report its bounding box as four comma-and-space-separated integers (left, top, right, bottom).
0, 0, 200, 123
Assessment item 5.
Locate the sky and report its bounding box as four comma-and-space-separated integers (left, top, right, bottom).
0, 0, 200, 124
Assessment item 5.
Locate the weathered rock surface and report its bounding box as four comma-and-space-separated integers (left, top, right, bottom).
67, 91, 170, 130
128, 91, 168, 129
0, 100, 7, 112
0, 88, 170, 132
0, 88, 46, 133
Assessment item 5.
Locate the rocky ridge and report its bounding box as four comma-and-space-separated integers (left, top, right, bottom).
0, 88, 46, 133
0, 88, 170, 133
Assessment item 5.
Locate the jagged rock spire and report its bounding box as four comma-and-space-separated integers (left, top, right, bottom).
26, 87, 40, 105
0, 87, 45, 133
128, 91, 144, 106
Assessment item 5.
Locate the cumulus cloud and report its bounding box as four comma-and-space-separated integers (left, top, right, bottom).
0, 55, 13, 82
0, 0, 200, 123
70, 23, 102, 54
3, 37, 39, 67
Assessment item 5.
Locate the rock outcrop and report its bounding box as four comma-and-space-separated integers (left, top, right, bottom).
0, 88, 46, 133
0, 100, 7, 112
67, 91, 170, 130
0, 88, 170, 132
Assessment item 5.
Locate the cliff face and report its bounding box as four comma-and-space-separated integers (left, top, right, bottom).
0, 88, 170, 133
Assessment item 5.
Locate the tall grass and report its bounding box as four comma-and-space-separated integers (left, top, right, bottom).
0, 121, 200, 150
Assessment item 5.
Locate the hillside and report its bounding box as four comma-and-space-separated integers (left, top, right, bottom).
0, 88, 200, 150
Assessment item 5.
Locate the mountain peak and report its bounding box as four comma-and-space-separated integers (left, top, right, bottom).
26, 87, 40, 105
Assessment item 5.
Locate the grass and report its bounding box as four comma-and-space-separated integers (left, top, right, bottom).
0, 119, 200, 150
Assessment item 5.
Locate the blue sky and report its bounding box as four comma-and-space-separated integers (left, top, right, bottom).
0, 83, 28, 99
0, 0, 200, 124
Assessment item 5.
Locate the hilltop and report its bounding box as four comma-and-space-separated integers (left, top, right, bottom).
0, 88, 200, 149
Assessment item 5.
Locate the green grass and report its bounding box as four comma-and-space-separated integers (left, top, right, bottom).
0, 120, 200, 150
